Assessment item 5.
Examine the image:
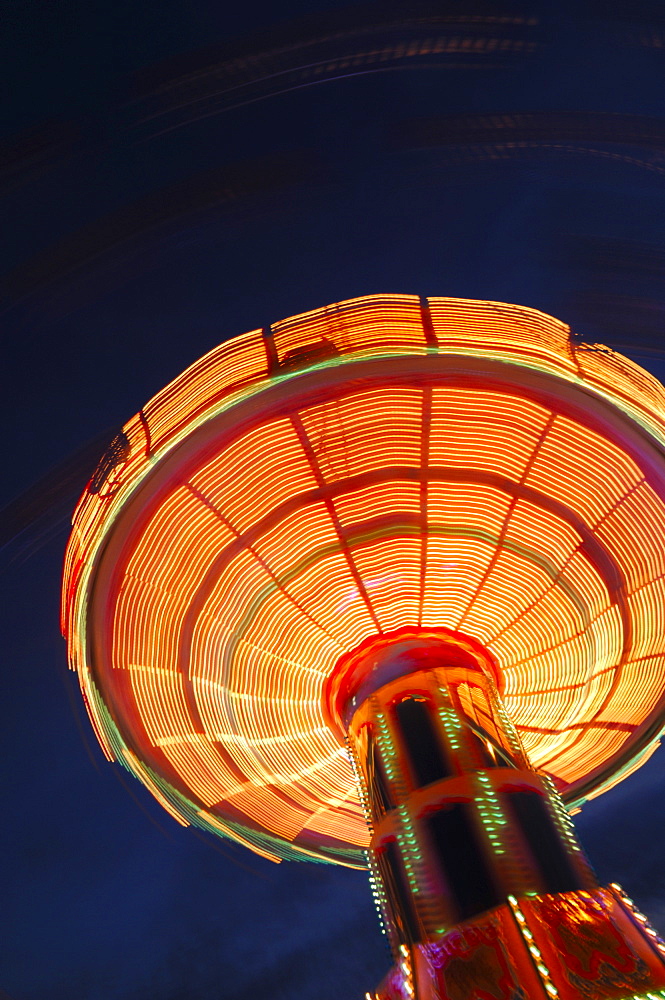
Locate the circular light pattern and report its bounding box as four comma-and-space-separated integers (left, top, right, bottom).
62, 295, 665, 865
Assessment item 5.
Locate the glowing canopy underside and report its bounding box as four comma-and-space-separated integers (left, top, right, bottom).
62, 296, 665, 865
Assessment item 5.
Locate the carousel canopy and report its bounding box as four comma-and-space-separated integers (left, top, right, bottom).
63, 295, 665, 865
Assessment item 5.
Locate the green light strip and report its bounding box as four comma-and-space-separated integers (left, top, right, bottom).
475, 772, 507, 856
397, 804, 423, 894
436, 704, 464, 754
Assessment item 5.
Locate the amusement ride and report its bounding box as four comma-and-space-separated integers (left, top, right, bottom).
63, 295, 665, 998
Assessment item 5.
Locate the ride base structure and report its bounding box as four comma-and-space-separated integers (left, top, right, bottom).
62, 296, 665, 998
333, 627, 665, 1000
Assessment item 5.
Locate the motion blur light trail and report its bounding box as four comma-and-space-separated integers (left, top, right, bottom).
62, 295, 665, 869
129, 3, 538, 139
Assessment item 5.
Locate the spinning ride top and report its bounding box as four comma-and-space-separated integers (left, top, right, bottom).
63, 295, 665, 998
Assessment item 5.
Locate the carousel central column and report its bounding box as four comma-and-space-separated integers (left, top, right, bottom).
326, 628, 665, 1000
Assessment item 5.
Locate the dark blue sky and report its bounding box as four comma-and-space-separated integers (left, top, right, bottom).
3, 2, 665, 998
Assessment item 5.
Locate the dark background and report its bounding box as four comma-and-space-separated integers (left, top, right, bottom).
3, 2, 665, 997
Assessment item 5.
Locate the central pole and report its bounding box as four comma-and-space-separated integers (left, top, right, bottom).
326, 628, 665, 1000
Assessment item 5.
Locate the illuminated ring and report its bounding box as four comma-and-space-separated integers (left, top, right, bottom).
63, 298, 665, 865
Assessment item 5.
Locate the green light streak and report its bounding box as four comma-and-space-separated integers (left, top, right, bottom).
475, 772, 507, 857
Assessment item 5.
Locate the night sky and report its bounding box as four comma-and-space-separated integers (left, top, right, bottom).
4, 2, 665, 998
